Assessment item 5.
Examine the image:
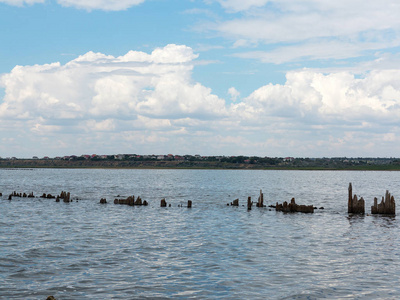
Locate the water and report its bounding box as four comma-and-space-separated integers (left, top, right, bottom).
1, 169, 399, 299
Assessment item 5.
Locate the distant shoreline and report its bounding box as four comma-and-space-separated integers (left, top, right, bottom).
1, 159, 400, 171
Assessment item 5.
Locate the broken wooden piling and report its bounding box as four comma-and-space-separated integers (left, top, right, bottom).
113, 195, 149, 206
276, 198, 314, 213
134, 196, 142, 206
231, 199, 239, 206
247, 197, 252, 210
256, 190, 264, 207
371, 190, 395, 215
57, 191, 70, 203
348, 183, 365, 214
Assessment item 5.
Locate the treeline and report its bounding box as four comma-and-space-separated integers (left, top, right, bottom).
0, 156, 399, 170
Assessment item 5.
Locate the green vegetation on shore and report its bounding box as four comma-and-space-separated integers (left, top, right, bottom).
1, 155, 400, 170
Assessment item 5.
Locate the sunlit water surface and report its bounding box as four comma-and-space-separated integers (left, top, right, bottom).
1, 169, 400, 299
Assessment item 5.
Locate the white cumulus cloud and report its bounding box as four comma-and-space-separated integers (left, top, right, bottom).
0, 0, 44, 5
237, 69, 400, 122
0, 44, 226, 123
2, 44, 400, 157
228, 87, 240, 102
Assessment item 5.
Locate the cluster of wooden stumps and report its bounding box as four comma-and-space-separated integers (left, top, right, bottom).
6, 190, 73, 202
348, 183, 395, 215
2, 184, 395, 216
56, 191, 71, 203
104, 196, 192, 208
7, 191, 35, 200
228, 190, 315, 213
110, 195, 148, 206
228, 190, 267, 210
275, 198, 314, 213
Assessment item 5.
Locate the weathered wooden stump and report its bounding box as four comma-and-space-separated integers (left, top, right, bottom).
276, 198, 314, 213
100, 198, 107, 204
28, 192, 34, 198
8, 194, 12, 200
256, 190, 264, 207
161, 198, 167, 207
187, 200, 192, 208
64, 192, 70, 202
247, 197, 252, 210
348, 183, 365, 214
371, 190, 395, 215
55, 191, 70, 202
118, 198, 127, 204
231, 199, 239, 206
134, 196, 142, 206
126, 196, 134, 206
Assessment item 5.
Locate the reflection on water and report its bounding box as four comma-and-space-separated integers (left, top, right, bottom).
371, 215, 396, 228
1, 169, 400, 299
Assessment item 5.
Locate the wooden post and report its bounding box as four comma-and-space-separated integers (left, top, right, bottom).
348, 183, 352, 213
257, 190, 264, 207
348, 183, 365, 214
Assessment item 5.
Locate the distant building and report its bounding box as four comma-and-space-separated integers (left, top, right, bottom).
283, 157, 294, 162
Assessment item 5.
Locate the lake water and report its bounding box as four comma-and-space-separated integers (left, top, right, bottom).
1, 169, 400, 299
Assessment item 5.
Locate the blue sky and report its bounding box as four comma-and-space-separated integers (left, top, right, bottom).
1, 0, 400, 158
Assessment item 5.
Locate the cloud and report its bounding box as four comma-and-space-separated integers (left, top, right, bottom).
2, 44, 400, 157
0, 0, 146, 10
233, 69, 400, 131
206, 0, 400, 63
0, 0, 44, 5
227, 87, 240, 102
0, 45, 226, 124
0, 44, 230, 157
214, 0, 270, 12
233, 39, 400, 64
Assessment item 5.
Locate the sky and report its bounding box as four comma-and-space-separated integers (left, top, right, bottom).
1, 0, 400, 158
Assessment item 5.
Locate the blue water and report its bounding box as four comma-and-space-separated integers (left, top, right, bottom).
1, 169, 399, 299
